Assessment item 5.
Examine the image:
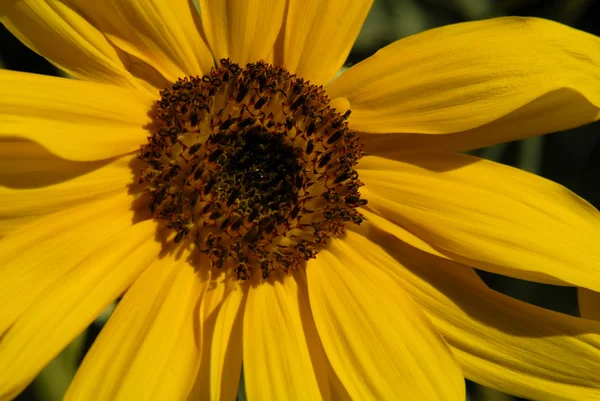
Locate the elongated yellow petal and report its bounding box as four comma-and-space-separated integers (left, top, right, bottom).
579, 288, 600, 322
359, 89, 600, 155
359, 225, 600, 401
0, 70, 153, 161
328, 17, 600, 141
358, 153, 600, 290
74, 0, 214, 84
65, 253, 207, 401
243, 271, 330, 401
360, 208, 445, 259
0, 216, 38, 239
0, 0, 149, 93
188, 273, 245, 401
282, 0, 372, 85
0, 193, 138, 336
1, 155, 133, 223
0, 220, 159, 401
327, 363, 353, 401
0, 139, 113, 189
199, 0, 285, 66
307, 236, 465, 400
207, 288, 244, 401
0, 140, 124, 236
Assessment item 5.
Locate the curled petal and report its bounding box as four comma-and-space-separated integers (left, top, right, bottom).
329, 17, 600, 146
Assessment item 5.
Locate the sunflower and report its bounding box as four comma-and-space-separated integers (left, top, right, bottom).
2, 0, 600, 400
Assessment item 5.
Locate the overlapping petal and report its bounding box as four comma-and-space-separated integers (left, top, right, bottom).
358, 153, 600, 291
243, 271, 330, 400
579, 288, 600, 322
0, 219, 159, 401
73, 0, 214, 84
188, 271, 245, 401
0, 0, 150, 92
0, 140, 128, 236
0, 139, 113, 189
0, 193, 141, 336
359, 89, 600, 155
306, 236, 465, 400
328, 17, 600, 148
281, 0, 372, 86
204, 288, 244, 401
199, 0, 286, 65
65, 252, 207, 401
2, 4, 599, 401
0, 70, 154, 161
357, 225, 600, 401
0, 155, 134, 226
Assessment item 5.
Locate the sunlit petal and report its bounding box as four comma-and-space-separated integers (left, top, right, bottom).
0, 0, 150, 92
65, 253, 207, 401
282, 0, 372, 85
243, 271, 329, 400
0, 70, 153, 161
307, 236, 465, 400
73, 0, 214, 84
199, 0, 286, 65
359, 153, 600, 290
329, 17, 600, 144
358, 225, 600, 401
0, 220, 159, 401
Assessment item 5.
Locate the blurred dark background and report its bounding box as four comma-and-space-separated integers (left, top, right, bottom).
2, 0, 599, 400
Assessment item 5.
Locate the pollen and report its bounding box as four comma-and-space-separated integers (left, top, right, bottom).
138, 59, 366, 280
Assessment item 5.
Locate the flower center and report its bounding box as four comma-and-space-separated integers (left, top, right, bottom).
139, 59, 366, 280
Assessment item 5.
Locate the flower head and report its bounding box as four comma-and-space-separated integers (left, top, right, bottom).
2, 1, 600, 401
138, 59, 365, 279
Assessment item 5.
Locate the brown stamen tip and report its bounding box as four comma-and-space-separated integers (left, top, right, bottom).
139, 59, 366, 280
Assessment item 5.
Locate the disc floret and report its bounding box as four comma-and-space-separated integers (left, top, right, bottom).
139, 59, 366, 279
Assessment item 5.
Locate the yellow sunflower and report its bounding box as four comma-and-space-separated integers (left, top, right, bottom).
2, 1, 600, 400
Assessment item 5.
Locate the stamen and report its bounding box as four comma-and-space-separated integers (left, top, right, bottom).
138, 59, 367, 280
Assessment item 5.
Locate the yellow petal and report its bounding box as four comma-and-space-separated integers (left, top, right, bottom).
327, 362, 353, 401
282, 0, 372, 85
0, 70, 153, 161
199, 0, 286, 65
0, 139, 110, 189
65, 253, 207, 401
1, 154, 133, 223
0, 193, 138, 336
0, 220, 160, 401
307, 235, 465, 400
358, 153, 600, 290
359, 89, 600, 155
207, 288, 244, 401
361, 225, 600, 401
0, 140, 126, 236
243, 271, 330, 400
188, 273, 245, 401
0, 216, 38, 239
74, 0, 214, 84
328, 17, 600, 139
579, 288, 600, 322
0, 0, 149, 93
360, 208, 445, 259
